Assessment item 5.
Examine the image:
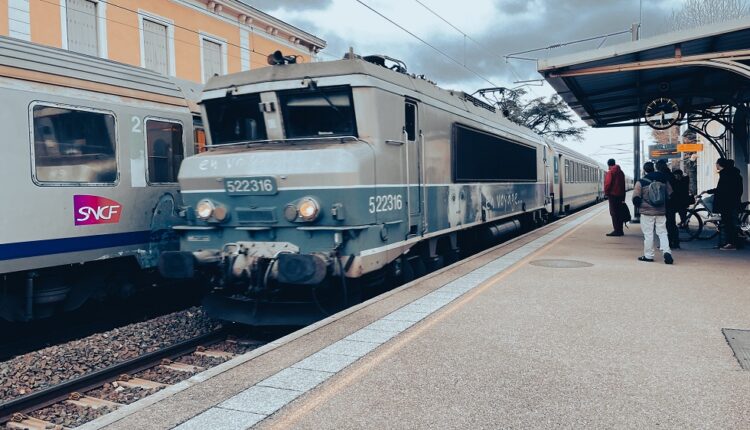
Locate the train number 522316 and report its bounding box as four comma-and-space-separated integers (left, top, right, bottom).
368, 194, 403, 213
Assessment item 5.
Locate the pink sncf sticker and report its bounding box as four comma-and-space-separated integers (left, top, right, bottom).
74, 195, 123, 226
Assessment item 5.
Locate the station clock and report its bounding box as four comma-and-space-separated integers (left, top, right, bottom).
644, 97, 680, 130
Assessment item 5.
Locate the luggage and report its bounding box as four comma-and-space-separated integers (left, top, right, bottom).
619, 202, 632, 226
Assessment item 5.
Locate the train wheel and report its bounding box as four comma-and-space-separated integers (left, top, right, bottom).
408, 256, 427, 279
443, 249, 461, 266
425, 255, 444, 273
401, 258, 415, 284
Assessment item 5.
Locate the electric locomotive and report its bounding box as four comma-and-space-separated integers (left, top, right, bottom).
161, 52, 607, 325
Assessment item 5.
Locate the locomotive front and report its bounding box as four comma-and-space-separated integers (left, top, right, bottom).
160, 69, 385, 325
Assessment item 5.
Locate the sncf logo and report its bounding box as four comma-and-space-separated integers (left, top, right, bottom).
74, 195, 123, 226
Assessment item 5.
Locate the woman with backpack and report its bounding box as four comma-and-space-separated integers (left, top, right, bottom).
632, 161, 674, 264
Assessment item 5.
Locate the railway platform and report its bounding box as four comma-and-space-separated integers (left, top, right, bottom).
81, 202, 750, 430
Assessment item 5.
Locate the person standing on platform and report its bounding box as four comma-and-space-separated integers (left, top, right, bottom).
705, 158, 743, 250
672, 169, 691, 227
604, 158, 626, 237
656, 160, 680, 249
633, 161, 674, 264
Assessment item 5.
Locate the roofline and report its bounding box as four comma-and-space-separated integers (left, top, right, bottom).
538, 15, 750, 72
226, 0, 327, 50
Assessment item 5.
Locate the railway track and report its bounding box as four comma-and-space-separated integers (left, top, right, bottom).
0, 329, 265, 430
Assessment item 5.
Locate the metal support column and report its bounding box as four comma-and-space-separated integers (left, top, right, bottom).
632, 22, 641, 223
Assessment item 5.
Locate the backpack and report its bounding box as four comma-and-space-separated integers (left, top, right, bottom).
640, 178, 666, 207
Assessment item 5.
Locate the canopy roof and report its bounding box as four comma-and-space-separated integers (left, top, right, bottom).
538, 17, 750, 128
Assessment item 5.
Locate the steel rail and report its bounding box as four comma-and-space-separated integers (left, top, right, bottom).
0, 328, 227, 424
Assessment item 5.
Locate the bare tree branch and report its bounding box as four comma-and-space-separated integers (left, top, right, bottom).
668, 0, 750, 31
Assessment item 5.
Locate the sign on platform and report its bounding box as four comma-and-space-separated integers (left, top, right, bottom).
677, 143, 703, 152
648, 144, 680, 160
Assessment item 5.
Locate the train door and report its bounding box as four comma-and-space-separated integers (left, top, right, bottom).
404, 100, 422, 236
543, 145, 551, 213
558, 154, 565, 214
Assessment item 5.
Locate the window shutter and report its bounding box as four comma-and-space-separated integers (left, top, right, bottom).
202, 39, 222, 83
143, 19, 169, 75
66, 0, 98, 56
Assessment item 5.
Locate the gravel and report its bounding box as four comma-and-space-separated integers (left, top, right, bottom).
209, 338, 263, 355
30, 401, 114, 428
135, 366, 193, 385
87, 382, 160, 405
0, 307, 220, 404
177, 353, 230, 369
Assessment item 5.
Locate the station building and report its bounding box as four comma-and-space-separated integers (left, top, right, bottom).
2, 0, 326, 84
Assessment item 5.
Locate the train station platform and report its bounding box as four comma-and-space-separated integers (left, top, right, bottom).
82, 202, 750, 430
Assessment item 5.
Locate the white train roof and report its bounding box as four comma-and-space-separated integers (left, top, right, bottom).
0, 35, 193, 107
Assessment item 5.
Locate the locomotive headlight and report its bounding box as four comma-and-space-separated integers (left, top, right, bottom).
195, 199, 215, 220
297, 198, 320, 221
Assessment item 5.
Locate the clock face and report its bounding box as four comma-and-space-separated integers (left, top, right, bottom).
645, 97, 680, 130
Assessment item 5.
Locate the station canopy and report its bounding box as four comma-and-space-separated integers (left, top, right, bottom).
537, 17, 750, 129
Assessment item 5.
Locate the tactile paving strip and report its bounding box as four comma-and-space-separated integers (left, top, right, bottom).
723, 328, 750, 370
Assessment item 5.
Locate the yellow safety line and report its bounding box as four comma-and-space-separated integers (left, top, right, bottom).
266, 210, 599, 429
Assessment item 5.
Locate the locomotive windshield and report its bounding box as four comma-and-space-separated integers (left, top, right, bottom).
204, 94, 268, 145
279, 86, 357, 138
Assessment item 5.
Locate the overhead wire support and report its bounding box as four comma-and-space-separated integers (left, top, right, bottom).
504, 29, 632, 61
353, 0, 499, 87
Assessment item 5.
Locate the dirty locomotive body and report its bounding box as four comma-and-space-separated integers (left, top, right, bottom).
161, 56, 605, 325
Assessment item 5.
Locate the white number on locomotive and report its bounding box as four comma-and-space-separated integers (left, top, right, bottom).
226, 178, 275, 193
368, 194, 403, 213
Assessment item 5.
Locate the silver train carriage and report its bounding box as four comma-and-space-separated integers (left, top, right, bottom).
160, 54, 608, 325
0, 36, 203, 321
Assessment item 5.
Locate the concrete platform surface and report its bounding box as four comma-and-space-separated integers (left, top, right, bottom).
87, 203, 750, 430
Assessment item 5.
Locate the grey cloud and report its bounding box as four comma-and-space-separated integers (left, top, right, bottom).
242, 0, 333, 13
496, 0, 531, 15
270, 0, 674, 90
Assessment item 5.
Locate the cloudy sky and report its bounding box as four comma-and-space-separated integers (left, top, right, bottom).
247, 0, 689, 173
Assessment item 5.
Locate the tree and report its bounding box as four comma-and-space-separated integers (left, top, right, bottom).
668, 0, 750, 31
488, 88, 586, 141
650, 127, 681, 145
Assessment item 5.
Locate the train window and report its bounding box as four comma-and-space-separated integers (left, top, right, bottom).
453, 124, 536, 182
194, 127, 207, 153
31, 104, 117, 185
204, 93, 267, 145
404, 102, 416, 141
145, 119, 184, 184
279, 86, 357, 139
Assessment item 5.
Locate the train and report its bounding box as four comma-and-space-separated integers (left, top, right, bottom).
159, 52, 629, 326
0, 36, 204, 322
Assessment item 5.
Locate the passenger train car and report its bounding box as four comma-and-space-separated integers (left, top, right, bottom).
0, 36, 202, 321
160, 53, 617, 325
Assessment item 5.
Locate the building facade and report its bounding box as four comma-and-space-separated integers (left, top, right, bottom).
3, 0, 325, 84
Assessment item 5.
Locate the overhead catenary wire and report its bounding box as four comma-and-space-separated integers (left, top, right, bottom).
353, 0, 499, 87
409, 0, 543, 96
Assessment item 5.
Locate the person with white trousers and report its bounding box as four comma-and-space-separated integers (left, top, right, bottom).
632, 161, 674, 264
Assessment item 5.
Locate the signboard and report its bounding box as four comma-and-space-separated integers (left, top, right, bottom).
677, 143, 703, 152
648, 144, 680, 160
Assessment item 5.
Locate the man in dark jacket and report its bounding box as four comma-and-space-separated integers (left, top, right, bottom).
672, 169, 691, 226
706, 158, 743, 250
604, 158, 626, 236
656, 160, 680, 248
